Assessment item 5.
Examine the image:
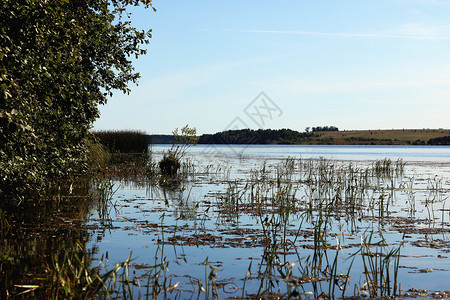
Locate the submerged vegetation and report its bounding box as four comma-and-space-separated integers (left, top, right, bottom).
2, 141, 449, 298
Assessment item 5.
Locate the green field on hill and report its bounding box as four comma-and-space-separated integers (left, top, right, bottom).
314, 129, 450, 145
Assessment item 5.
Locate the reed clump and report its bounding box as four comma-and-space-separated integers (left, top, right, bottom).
212, 156, 410, 298
93, 130, 149, 154
85, 138, 110, 175
159, 125, 198, 178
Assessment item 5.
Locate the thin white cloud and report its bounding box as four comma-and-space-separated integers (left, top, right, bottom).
272, 77, 450, 99
384, 23, 450, 38
231, 29, 450, 40
394, 0, 449, 5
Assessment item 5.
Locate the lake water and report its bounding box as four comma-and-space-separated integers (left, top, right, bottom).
86, 145, 450, 299
178, 144, 450, 161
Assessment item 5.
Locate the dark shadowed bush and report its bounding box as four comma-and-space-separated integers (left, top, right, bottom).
93, 130, 149, 153
158, 125, 198, 177
158, 154, 181, 177
428, 136, 450, 145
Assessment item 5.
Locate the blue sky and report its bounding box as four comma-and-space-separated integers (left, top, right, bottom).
93, 0, 450, 134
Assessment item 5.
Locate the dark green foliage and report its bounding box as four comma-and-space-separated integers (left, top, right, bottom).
412, 139, 426, 145
93, 130, 149, 153
311, 126, 339, 132
0, 0, 152, 198
198, 128, 313, 144
427, 136, 450, 145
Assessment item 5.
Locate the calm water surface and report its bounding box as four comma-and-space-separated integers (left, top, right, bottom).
179, 144, 450, 161
87, 145, 450, 298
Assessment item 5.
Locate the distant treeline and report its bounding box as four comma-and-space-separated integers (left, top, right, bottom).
148, 129, 450, 146
309, 126, 339, 132
149, 135, 176, 144
427, 136, 450, 145
149, 129, 314, 144
198, 129, 312, 144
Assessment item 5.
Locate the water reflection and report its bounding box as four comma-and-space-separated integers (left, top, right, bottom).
0, 183, 94, 298
3, 146, 450, 298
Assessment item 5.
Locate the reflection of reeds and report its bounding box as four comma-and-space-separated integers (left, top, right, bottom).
48, 241, 133, 299
200, 257, 219, 299
0, 208, 10, 237
48, 239, 177, 299
210, 156, 412, 298
90, 178, 121, 225
351, 231, 403, 297
20, 152, 449, 298
48, 213, 181, 299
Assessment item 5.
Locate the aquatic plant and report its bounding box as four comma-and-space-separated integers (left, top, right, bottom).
158, 154, 181, 177
47, 240, 135, 299
351, 231, 403, 297
5, 148, 450, 299
159, 125, 198, 178
90, 178, 121, 225
85, 139, 110, 175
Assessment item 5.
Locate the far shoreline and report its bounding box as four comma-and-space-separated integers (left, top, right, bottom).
149, 128, 450, 146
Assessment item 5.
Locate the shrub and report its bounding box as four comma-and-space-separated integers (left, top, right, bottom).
0, 0, 153, 198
